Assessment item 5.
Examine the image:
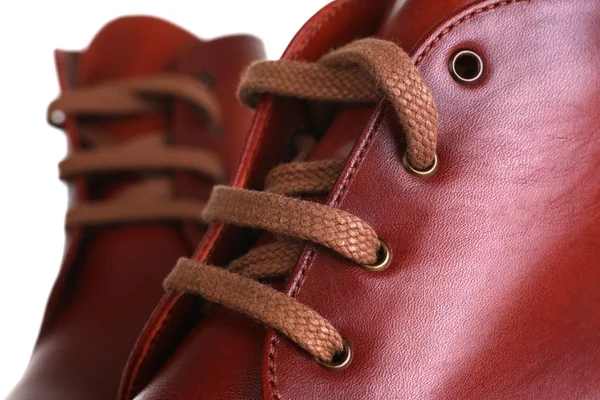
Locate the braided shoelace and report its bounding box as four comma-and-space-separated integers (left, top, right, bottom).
48, 74, 224, 228
165, 38, 439, 365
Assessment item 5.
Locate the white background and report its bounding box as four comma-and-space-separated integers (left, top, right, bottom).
0, 1, 329, 397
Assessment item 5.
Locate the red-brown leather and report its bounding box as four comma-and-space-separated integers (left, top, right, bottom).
267, 1, 600, 399
119, 3, 391, 399
7, 16, 264, 400
125, 0, 600, 399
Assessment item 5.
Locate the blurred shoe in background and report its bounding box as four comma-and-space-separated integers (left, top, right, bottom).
7, 15, 264, 400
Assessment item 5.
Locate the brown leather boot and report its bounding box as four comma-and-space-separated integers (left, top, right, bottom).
121, 1, 600, 399
7, 16, 264, 400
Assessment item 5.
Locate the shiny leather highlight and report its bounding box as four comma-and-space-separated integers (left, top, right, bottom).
120, 2, 390, 399
125, 0, 600, 399
268, 1, 600, 399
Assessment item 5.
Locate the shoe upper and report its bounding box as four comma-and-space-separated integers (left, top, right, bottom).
123, 1, 600, 399
7, 16, 264, 400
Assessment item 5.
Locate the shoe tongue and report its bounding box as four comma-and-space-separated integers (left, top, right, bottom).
76, 16, 200, 143
73, 16, 201, 200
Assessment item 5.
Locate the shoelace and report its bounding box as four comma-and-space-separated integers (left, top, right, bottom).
48, 74, 224, 228
165, 38, 439, 366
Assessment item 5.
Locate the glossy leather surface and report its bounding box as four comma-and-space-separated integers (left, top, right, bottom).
6, 17, 264, 400
268, 0, 600, 399
127, 0, 600, 399
121, 2, 390, 399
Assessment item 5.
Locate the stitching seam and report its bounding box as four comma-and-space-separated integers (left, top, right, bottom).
267, 2, 373, 397
414, 0, 526, 66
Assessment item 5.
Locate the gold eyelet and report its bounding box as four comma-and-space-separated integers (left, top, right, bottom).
402, 152, 438, 179
361, 239, 391, 273
314, 337, 353, 372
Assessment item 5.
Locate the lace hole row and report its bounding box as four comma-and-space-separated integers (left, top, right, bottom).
315, 239, 390, 372
314, 240, 390, 371
317, 44, 479, 375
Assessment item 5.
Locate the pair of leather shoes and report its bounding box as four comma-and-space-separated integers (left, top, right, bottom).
7, 1, 600, 399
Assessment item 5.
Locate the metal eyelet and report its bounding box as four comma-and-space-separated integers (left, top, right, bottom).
49, 109, 66, 127
402, 153, 438, 179
314, 337, 353, 372
361, 239, 392, 273
449, 49, 484, 84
